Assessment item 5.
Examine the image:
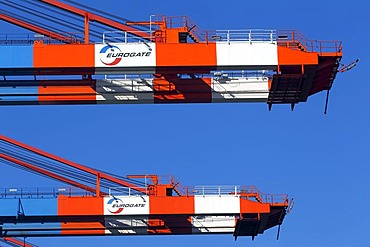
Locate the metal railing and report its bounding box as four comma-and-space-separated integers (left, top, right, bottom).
0, 187, 95, 198
102, 29, 277, 44
108, 185, 288, 206
102, 31, 151, 44
103, 16, 277, 45
2, 29, 341, 54
0, 33, 82, 45
0, 185, 288, 206
186, 185, 287, 205
108, 186, 147, 197
277, 30, 342, 55
0, 34, 34, 45
164, 15, 207, 42
209, 29, 277, 43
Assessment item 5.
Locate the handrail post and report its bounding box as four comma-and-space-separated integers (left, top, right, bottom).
311, 41, 314, 52
84, 13, 89, 44
270, 30, 273, 43
149, 14, 155, 43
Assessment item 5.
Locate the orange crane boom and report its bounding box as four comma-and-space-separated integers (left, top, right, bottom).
0, 1, 342, 110
0, 135, 289, 240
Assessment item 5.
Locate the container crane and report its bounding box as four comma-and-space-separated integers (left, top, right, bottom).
0, 0, 342, 110
0, 134, 290, 244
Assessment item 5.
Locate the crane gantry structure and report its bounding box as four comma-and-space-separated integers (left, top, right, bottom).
0, 0, 342, 109
0, 0, 342, 246
0, 135, 290, 245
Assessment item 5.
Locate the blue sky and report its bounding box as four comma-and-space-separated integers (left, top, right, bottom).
0, 0, 369, 246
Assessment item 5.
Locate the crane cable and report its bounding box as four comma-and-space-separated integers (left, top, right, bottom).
0, 140, 145, 192
0, 0, 119, 42
63, 0, 150, 31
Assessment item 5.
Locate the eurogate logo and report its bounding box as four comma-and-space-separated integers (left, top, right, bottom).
107, 198, 125, 214
106, 197, 146, 214
99, 45, 152, 66
99, 45, 123, 66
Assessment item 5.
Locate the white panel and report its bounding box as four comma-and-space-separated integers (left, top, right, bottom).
194, 195, 240, 214
95, 43, 156, 68
105, 217, 149, 235
191, 216, 236, 233
104, 196, 149, 215
212, 77, 269, 101
216, 42, 278, 66
95, 79, 154, 104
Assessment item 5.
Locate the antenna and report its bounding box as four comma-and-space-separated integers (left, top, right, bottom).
338, 59, 360, 73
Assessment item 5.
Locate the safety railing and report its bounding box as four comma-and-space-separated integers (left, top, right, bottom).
163, 17, 277, 44
190, 185, 241, 196
0, 187, 95, 199
259, 193, 289, 205
107, 184, 288, 206
0, 34, 34, 45
277, 30, 342, 55
186, 185, 288, 205
164, 15, 208, 42
0, 185, 287, 206
0, 33, 82, 45
105, 16, 277, 44
209, 29, 277, 43
108, 186, 148, 197
102, 30, 151, 44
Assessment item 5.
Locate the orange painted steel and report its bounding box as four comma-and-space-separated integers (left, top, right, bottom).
154, 77, 212, 103
155, 43, 217, 68
0, 135, 289, 239
58, 196, 105, 235
277, 46, 318, 65
0, 0, 343, 108
1, 237, 33, 247
38, 86, 96, 102
149, 196, 195, 215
